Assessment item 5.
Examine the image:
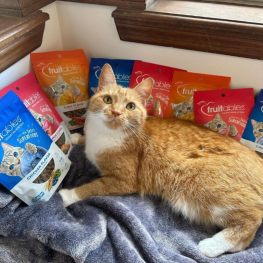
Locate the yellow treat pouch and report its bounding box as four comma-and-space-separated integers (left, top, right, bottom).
167, 71, 231, 121
31, 49, 90, 130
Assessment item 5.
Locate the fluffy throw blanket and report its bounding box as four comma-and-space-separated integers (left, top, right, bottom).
0, 144, 263, 263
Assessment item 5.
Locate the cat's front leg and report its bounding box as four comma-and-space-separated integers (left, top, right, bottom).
59, 177, 137, 207
70, 133, 85, 144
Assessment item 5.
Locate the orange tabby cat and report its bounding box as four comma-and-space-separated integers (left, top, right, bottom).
60, 64, 263, 258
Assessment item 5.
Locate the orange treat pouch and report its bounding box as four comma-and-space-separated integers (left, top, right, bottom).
31, 49, 89, 130
167, 72, 231, 121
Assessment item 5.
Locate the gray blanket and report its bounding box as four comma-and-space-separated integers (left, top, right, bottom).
0, 144, 263, 263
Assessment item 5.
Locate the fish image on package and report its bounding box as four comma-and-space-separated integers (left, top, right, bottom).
0, 91, 71, 205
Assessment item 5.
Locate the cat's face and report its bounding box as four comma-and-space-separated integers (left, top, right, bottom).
88, 64, 153, 132
0, 143, 25, 177
43, 74, 71, 102
205, 113, 227, 132
29, 108, 46, 127
171, 97, 193, 118
251, 119, 263, 141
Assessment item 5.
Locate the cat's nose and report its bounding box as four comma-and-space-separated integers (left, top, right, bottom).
112, 109, 122, 118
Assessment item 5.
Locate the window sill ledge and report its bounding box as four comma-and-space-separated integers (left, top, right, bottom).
112, 0, 263, 60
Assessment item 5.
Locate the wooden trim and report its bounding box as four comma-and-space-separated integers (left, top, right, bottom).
0, 11, 50, 72
0, 0, 56, 17
57, 0, 156, 9
112, 1, 263, 60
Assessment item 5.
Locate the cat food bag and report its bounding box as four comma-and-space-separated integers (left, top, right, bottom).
194, 88, 254, 141
129, 61, 186, 117
167, 72, 231, 120
241, 89, 263, 155
31, 49, 89, 131
0, 91, 71, 205
0, 72, 73, 156
89, 58, 136, 96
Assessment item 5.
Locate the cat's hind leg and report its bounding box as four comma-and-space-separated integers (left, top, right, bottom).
198, 212, 262, 257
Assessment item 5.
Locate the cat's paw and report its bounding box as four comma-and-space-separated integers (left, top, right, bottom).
25, 143, 37, 154
198, 233, 234, 257
70, 133, 82, 145
59, 189, 81, 207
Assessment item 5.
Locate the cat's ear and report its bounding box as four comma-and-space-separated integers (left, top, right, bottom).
187, 96, 193, 104
57, 74, 64, 81
29, 108, 36, 114
251, 119, 258, 127
215, 113, 222, 120
43, 87, 52, 95
171, 103, 176, 110
91, 87, 97, 94
1, 143, 11, 151
134, 78, 154, 106
97, 64, 116, 93
0, 165, 6, 174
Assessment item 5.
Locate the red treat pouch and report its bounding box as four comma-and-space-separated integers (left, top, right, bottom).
31, 49, 89, 131
0, 73, 73, 155
129, 61, 186, 117
167, 71, 231, 121
194, 88, 255, 141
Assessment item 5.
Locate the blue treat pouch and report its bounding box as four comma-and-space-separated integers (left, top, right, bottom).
241, 89, 263, 155
89, 58, 136, 96
0, 91, 71, 205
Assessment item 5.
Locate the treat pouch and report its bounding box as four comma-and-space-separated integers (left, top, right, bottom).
31, 49, 89, 130
89, 58, 136, 96
241, 89, 263, 154
194, 88, 254, 141
129, 61, 186, 117
167, 71, 231, 120
0, 91, 71, 205
0, 73, 73, 156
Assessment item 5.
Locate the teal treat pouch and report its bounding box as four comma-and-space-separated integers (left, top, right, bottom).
0, 91, 71, 205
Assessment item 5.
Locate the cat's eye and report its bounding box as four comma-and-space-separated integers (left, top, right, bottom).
62, 85, 65, 89
178, 110, 182, 113
13, 152, 18, 157
187, 107, 192, 110
217, 124, 222, 128
259, 129, 263, 132
126, 103, 136, 111
38, 118, 42, 122
9, 164, 15, 170
103, 96, 113, 104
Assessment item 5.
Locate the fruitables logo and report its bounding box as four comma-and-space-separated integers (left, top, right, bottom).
37, 62, 82, 78
176, 83, 197, 98
93, 66, 130, 82
23, 92, 41, 107
135, 71, 170, 90
0, 116, 21, 141
197, 101, 245, 116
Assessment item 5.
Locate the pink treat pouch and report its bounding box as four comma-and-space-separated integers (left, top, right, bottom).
194, 88, 255, 141
0, 73, 73, 155
129, 61, 186, 117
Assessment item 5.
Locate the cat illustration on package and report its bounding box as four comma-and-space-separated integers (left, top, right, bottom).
29, 109, 46, 127
171, 96, 194, 120
204, 113, 228, 132
251, 119, 263, 143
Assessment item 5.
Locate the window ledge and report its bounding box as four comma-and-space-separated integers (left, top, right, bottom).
0, 10, 50, 73
112, 0, 263, 60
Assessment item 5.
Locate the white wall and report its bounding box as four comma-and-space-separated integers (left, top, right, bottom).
0, 2, 63, 89
1, 1, 263, 94
56, 1, 263, 94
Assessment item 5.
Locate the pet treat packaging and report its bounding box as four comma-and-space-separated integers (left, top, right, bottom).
129, 61, 186, 117
0, 72, 73, 156
0, 91, 71, 205
167, 72, 231, 120
89, 58, 136, 96
31, 49, 89, 130
194, 88, 254, 141
241, 89, 263, 155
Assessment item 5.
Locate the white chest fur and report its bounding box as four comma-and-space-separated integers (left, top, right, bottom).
85, 112, 126, 167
